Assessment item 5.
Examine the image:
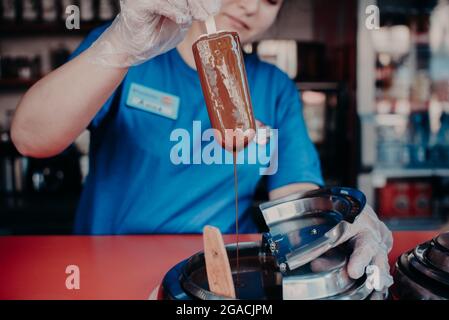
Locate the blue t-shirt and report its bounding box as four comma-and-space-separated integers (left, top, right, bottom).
71, 24, 324, 235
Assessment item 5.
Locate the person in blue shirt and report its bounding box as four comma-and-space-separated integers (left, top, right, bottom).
11, 0, 394, 292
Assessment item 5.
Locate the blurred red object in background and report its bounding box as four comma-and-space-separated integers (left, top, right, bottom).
378, 180, 432, 218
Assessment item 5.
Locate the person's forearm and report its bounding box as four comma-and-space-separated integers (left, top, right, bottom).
11, 48, 128, 158
10, 0, 221, 159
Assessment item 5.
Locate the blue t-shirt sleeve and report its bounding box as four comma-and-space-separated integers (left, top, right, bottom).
267, 72, 324, 191
68, 23, 117, 131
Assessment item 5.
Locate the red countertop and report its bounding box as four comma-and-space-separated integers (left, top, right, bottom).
0, 231, 439, 300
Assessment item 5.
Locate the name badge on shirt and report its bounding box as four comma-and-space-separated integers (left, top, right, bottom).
126, 83, 180, 120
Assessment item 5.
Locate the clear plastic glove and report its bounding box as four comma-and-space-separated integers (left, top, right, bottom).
88, 0, 222, 67
311, 205, 394, 293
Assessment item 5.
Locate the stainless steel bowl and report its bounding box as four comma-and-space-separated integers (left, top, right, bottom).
427, 233, 449, 274
392, 232, 449, 300
161, 242, 374, 300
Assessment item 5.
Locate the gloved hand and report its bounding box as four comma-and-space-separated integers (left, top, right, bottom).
311, 204, 394, 293
88, 0, 222, 67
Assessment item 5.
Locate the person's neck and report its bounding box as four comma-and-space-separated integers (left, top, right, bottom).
177, 22, 205, 70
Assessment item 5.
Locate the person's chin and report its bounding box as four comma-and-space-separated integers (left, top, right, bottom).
217, 18, 246, 34
223, 26, 250, 40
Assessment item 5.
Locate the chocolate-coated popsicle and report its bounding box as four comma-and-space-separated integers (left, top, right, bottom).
192, 31, 256, 152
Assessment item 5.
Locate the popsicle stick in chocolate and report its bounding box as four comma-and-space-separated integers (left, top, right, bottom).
203, 225, 236, 298
205, 16, 217, 34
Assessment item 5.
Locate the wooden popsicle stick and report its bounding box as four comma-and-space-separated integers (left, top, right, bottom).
203, 225, 236, 299
205, 16, 217, 34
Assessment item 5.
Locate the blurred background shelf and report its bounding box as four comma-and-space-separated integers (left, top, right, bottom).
0, 22, 102, 37
372, 168, 449, 187
384, 217, 445, 231
0, 78, 40, 91
0, 193, 80, 235
0, 0, 114, 235
357, 0, 449, 228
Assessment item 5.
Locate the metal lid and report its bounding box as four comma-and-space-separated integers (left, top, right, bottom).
411, 243, 449, 286
392, 257, 447, 300
392, 238, 449, 300
282, 247, 355, 299
260, 187, 366, 272
435, 232, 449, 251
426, 233, 449, 274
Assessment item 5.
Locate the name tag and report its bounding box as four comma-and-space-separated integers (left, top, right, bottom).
126, 83, 180, 120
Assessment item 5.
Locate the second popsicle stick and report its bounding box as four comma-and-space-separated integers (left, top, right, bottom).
203, 225, 236, 299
